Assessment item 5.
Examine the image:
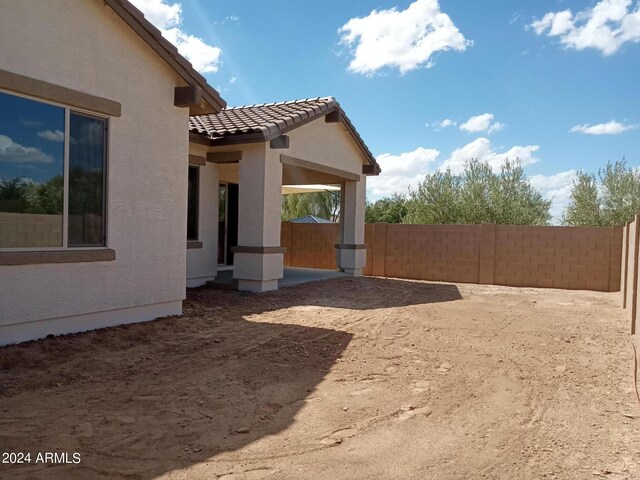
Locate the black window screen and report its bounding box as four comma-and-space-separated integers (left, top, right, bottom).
187, 167, 199, 241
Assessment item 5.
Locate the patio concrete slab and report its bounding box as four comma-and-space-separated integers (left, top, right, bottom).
207, 266, 348, 290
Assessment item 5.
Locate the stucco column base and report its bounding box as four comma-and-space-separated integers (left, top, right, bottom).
342, 267, 363, 277
233, 250, 284, 292
336, 245, 366, 277
237, 279, 279, 292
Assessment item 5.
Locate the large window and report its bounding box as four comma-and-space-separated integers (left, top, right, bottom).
0, 91, 106, 249
187, 166, 199, 241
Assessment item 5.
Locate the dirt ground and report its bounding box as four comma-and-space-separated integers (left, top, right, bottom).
1, 277, 639, 480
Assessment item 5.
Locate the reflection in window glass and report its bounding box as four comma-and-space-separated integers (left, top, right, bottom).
0, 92, 64, 248
68, 113, 106, 246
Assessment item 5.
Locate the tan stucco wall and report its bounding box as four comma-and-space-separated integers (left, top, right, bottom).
284, 118, 367, 177
186, 144, 219, 287
200, 116, 368, 187
0, 0, 190, 340
212, 143, 267, 185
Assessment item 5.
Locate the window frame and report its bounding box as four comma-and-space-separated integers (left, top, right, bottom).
186, 165, 200, 243
0, 88, 109, 252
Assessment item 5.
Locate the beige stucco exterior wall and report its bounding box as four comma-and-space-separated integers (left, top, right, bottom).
285, 119, 367, 176
198, 117, 369, 188
186, 144, 219, 287
0, 0, 191, 343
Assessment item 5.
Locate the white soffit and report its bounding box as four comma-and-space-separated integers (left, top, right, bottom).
281, 185, 341, 195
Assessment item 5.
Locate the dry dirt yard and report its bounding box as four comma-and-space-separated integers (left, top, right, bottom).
1, 277, 639, 480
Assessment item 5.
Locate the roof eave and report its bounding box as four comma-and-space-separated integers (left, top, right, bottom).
104, 0, 226, 114
189, 101, 381, 175
331, 105, 380, 175
189, 130, 267, 146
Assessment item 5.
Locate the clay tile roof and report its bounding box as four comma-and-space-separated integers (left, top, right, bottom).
104, 0, 225, 113
189, 97, 380, 173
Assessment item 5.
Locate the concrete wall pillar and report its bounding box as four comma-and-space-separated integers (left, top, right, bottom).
336, 176, 366, 276
622, 221, 630, 308
478, 223, 497, 285
627, 215, 640, 334
371, 223, 387, 277
233, 146, 284, 292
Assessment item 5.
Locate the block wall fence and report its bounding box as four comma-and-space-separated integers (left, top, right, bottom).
281, 222, 623, 293
0, 212, 62, 248
0, 212, 103, 248
620, 215, 640, 335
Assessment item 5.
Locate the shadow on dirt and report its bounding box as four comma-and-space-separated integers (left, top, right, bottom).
0, 277, 461, 479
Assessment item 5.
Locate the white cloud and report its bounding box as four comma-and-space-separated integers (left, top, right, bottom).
19, 119, 44, 127
439, 137, 539, 174
131, 0, 180, 27
529, 170, 577, 222
570, 120, 639, 135
0, 134, 54, 164
459, 113, 505, 134
530, 0, 640, 55
229, 76, 237, 84
222, 15, 239, 24
339, 0, 472, 75
368, 147, 440, 198
426, 118, 457, 130
37, 130, 65, 142
367, 139, 547, 210
130, 0, 222, 73
532, 10, 574, 37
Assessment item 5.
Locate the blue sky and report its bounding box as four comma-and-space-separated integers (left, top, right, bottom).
131, 0, 640, 221
0, 92, 64, 184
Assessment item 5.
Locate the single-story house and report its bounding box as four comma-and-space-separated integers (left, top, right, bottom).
0, 0, 379, 345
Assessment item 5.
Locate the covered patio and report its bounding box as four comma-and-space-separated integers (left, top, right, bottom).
186, 97, 380, 292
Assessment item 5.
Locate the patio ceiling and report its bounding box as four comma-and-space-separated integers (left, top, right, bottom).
282, 185, 340, 195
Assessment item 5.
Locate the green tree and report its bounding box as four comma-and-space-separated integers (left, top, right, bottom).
599, 159, 640, 225
282, 191, 340, 221
405, 169, 461, 224
458, 160, 495, 223
403, 159, 550, 225
0, 178, 28, 212
563, 159, 640, 226
562, 171, 601, 226
486, 160, 550, 225
22, 176, 63, 214
365, 193, 408, 223
0, 176, 63, 214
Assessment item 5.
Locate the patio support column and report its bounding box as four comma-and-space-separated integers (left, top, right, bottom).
336, 175, 366, 276
233, 145, 284, 291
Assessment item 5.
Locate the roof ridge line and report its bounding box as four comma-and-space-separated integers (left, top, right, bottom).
223, 97, 336, 111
